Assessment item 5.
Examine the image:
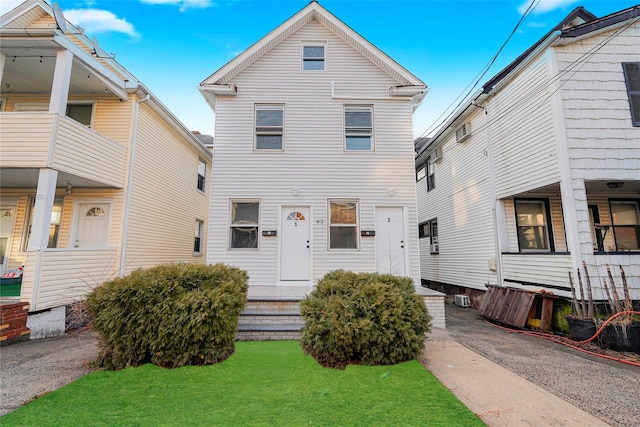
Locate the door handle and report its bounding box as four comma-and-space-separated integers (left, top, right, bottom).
400, 240, 404, 249
306, 240, 310, 249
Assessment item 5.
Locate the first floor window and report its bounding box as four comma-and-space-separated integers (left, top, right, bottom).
23, 197, 63, 250
610, 200, 640, 251
418, 221, 429, 239
230, 201, 259, 249
515, 199, 551, 252
329, 200, 358, 250
429, 219, 439, 253
255, 104, 284, 150
344, 106, 373, 151
194, 220, 203, 254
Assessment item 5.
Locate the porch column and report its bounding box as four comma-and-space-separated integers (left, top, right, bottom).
0, 52, 5, 87
49, 49, 73, 115
29, 169, 58, 251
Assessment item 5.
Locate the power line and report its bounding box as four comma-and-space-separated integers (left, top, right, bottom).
417, 0, 542, 139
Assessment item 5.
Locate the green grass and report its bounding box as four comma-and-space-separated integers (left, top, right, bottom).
1, 341, 482, 426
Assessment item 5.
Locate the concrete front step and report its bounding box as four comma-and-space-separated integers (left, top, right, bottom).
237, 299, 304, 341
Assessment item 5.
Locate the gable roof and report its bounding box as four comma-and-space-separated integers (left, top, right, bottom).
200, 1, 426, 106
416, 4, 640, 161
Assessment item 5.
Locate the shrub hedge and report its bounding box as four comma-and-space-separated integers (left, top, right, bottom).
300, 270, 432, 369
86, 263, 248, 370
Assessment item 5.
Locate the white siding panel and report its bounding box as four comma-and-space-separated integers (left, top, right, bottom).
501, 253, 572, 298
416, 109, 498, 291
556, 25, 640, 181
123, 103, 210, 272
0, 113, 53, 167
489, 54, 561, 198
208, 20, 421, 286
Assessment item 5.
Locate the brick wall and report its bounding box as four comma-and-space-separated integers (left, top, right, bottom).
1, 302, 31, 345
423, 295, 446, 329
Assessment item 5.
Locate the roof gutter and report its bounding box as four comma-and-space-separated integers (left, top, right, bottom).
198, 84, 237, 113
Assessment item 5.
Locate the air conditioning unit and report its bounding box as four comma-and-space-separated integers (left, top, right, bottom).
454, 294, 470, 307
432, 146, 443, 163
455, 123, 470, 143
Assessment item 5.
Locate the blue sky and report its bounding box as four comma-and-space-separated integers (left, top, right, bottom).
2, 0, 638, 137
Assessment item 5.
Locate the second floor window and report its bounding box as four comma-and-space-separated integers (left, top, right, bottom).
622, 62, 640, 126
197, 159, 206, 192
344, 106, 373, 151
255, 104, 284, 150
427, 157, 435, 191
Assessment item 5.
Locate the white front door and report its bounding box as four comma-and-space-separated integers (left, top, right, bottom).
0, 207, 16, 276
375, 207, 406, 276
280, 207, 310, 281
75, 203, 110, 248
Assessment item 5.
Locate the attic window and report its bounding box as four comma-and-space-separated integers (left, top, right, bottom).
302, 44, 325, 71
455, 123, 470, 142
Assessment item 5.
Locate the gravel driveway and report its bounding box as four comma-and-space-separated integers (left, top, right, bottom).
444, 304, 640, 427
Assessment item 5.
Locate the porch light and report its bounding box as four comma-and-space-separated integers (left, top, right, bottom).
606, 181, 624, 189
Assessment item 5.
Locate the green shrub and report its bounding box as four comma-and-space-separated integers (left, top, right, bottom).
86, 263, 248, 370
300, 270, 432, 369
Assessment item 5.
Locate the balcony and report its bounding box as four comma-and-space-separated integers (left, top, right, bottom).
0, 112, 127, 188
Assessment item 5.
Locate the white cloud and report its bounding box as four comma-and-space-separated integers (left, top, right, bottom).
140, 0, 215, 12
0, 0, 27, 16
518, 0, 579, 15
63, 9, 139, 38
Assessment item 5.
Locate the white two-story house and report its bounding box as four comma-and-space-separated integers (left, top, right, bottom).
416, 5, 640, 305
200, 2, 435, 302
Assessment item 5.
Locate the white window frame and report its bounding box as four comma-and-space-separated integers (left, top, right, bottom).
228, 199, 260, 251
426, 157, 435, 191
254, 104, 284, 151
197, 158, 206, 192
514, 199, 552, 252
429, 219, 438, 254
301, 41, 326, 71
344, 105, 373, 152
328, 199, 359, 251
22, 196, 64, 251
194, 219, 204, 255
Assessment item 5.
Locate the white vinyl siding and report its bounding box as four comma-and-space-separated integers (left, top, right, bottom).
489, 53, 560, 198
207, 20, 421, 286
416, 108, 497, 290
123, 102, 210, 271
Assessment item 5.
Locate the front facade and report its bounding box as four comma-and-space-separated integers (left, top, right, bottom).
200, 2, 427, 296
0, 0, 211, 337
416, 6, 640, 302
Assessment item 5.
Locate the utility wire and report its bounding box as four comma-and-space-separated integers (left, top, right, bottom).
456, 9, 640, 142
417, 0, 542, 139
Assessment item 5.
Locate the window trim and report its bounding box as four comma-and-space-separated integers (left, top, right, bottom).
194, 219, 204, 255
427, 218, 439, 254
514, 198, 554, 253
197, 158, 207, 193
228, 199, 261, 251
416, 165, 426, 182
608, 198, 640, 252
426, 156, 435, 191
328, 199, 360, 251
418, 221, 429, 239
254, 104, 285, 151
344, 105, 374, 152
622, 62, 640, 127
301, 41, 326, 71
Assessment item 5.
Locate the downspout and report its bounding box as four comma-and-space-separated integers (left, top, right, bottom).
119, 93, 150, 276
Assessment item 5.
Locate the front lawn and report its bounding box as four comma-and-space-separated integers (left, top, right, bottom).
2, 341, 482, 426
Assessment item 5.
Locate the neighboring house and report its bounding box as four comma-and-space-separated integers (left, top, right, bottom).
199, 1, 444, 322
416, 6, 640, 304
0, 0, 212, 338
